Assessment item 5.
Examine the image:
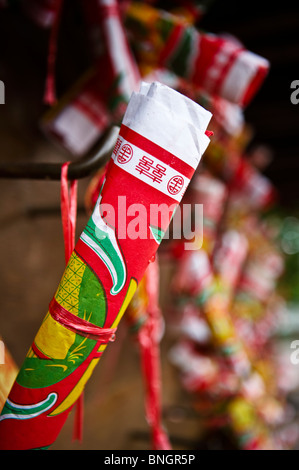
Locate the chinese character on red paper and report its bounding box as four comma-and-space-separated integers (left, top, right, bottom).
112, 137, 122, 157
117, 143, 133, 164
135, 156, 167, 184
167, 175, 184, 195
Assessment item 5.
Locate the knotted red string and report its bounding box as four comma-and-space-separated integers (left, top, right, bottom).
44, 0, 64, 105
60, 162, 83, 442
60, 162, 77, 263
49, 297, 116, 342
138, 257, 172, 450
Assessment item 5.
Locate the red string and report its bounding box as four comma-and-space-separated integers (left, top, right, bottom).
49, 297, 116, 343
60, 162, 77, 263
44, 0, 64, 105
137, 257, 172, 450
60, 162, 83, 442
205, 130, 214, 138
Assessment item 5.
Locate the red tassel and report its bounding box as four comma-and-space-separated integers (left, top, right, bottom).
60, 162, 83, 443
60, 162, 78, 263
44, 0, 64, 105
72, 393, 84, 443
138, 258, 172, 450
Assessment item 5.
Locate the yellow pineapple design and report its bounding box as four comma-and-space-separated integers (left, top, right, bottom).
55, 252, 86, 314
29, 253, 86, 360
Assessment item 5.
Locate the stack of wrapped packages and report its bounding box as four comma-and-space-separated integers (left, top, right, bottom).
0, 0, 298, 450
121, 0, 299, 451
167, 146, 298, 450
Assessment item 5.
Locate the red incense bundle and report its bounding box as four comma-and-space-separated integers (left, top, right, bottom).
42, 0, 141, 154
126, 3, 269, 107
0, 81, 212, 450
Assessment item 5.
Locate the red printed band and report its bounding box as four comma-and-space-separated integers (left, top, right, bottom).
49, 297, 116, 343
119, 125, 194, 178
111, 124, 196, 203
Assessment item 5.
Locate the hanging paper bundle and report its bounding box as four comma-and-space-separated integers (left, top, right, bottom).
189, 172, 227, 254
41, 0, 141, 156
81, 0, 140, 105
168, 334, 239, 400
212, 229, 249, 296
41, 70, 118, 156
0, 81, 212, 450
159, 30, 269, 108
125, 2, 269, 107
226, 157, 277, 214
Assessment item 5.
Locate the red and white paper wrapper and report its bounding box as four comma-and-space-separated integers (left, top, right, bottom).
190, 173, 227, 247
42, 0, 141, 155
41, 70, 113, 156
237, 250, 284, 304
160, 29, 270, 107
228, 158, 276, 211
213, 230, 248, 291
82, 0, 140, 103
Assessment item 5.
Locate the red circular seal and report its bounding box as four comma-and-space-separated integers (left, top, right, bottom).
167, 175, 184, 195
117, 144, 133, 164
